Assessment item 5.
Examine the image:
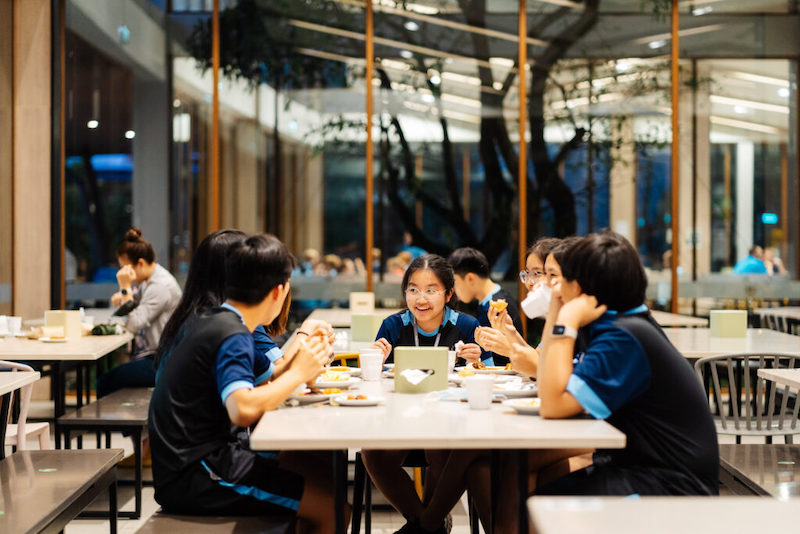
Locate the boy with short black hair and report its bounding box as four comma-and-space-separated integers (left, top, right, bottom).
448, 247, 522, 365
535, 230, 718, 496
149, 234, 337, 531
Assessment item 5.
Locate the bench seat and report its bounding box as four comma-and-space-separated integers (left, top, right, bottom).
135, 511, 292, 534
719, 443, 800, 497
58, 387, 152, 519
0, 449, 122, 534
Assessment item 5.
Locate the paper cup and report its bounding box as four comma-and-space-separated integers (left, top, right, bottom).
447, 350, 457, 373
359, 348, 384, 381
464, 375, 494, 410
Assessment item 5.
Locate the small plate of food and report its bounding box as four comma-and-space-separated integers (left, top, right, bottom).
333, 394, 386, 407
494, 381, 538, 398
314, 371, 361, 389
288, 388, 347, 404
503, 397, 541, 415
466, 361, 518, 375
328, 366, 361, 377
39, 337, 69, 343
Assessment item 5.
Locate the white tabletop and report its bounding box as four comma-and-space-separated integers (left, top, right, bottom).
0, 333, 133, 361
528, 496, 800, 534
757, 368, 800, 390
0, 371, 40, 396
250, 380, 625, 451
650, 310, 708, 328
754, 307, 800, 321
663, 328, 800, 359
307, 308, 401, 328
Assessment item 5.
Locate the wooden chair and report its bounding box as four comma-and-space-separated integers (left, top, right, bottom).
1, 360, 51, 453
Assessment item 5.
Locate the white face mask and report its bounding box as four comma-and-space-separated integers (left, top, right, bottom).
521, 284, 551, 319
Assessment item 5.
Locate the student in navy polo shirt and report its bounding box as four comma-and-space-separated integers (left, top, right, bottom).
365, 254, 484, 534
495, 231, 718, 530
447, 247, 522, 366
149, 234, 339, 532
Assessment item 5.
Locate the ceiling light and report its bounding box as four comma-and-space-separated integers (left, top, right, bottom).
172, 99, 181, 108
489, 57, 515, 68
648, 40, 667, 50
778, 87, 790, 98
124, 130, 135, 139
692, 6, 712, 16
421, 93, 435, 103
493, 81, 503, 90
87, 120, 99, 129
430, 74, 441, 85
733, 105, 747, 114
404, 21, 419, 32
615, 60, 632, 72
399, 50, 414, 59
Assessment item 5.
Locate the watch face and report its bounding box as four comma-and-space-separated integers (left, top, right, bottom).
552, 325, 566, 335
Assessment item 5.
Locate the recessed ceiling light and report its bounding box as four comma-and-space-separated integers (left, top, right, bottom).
733, 105, 747, 114
87, 120, 99, 129
421, 93, 435, 103
777, 87, 790, 98
404, 21, 419, 32
125, 130, 135, 139
430, 74, 441, 85
692, 6, 713, 16
399, 50, 413, 59
648, 40, 667, 50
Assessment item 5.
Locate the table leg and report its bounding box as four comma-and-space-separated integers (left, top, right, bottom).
333, 450, 347, 534
517, 449, 528, 534
53, 361, 64, 449
490, 450, 500, 534
134, 429, 143, 519
109, 474, 118, 534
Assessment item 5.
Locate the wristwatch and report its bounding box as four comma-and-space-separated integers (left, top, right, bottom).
120, 288, 129, 296
551, 324, 578, 340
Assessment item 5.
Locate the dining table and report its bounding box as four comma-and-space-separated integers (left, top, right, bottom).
250, 378, 625, 534
649, 310, 708, 328
527, 496, 800, 534
757, 368, 800, 390
662, 328, 800, 360
754, 306, 800, 334
0, 333, 133, 447
0, 370, 41, 459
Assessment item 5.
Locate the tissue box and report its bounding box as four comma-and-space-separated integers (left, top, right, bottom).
394, 347, 448, 393
710, 310, 747, 338
45, 310, 82, 339
351, 313, 384, 342
349, 292, 375, 313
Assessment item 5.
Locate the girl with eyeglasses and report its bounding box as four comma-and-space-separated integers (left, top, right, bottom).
364, 254, 484, 534
370, 253, 483, 364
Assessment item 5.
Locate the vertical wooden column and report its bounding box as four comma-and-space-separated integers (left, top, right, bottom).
365, 0, 374, 292
13, 0, 51, 319
518, 0, 528, 334
0, 0, 12, 315
211, 0, 220, 231
670, 0, 680, 313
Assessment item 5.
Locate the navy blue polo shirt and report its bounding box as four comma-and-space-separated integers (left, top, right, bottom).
375, 308, 486, 364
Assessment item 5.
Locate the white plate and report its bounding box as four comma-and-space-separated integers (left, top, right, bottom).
333, 394, 385, 407
455, 365, 518, 376
39, 337, 69, 343
287, 392, 330, 404
327, 366, 361, 376
503, 398, 541, 415
384, 363, 395, 370
449, 373, 514, 385
494, 383, 538, 398
314, 377, 361, 389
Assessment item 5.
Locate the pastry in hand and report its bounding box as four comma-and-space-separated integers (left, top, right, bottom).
489, 299, 508, 313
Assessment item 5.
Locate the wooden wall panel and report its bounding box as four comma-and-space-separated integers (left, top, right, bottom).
13, 0, 51, 319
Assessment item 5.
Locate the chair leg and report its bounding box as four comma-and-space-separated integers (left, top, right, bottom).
365, 477, 372, 534
39, 429, 51, 450
468, 489, 480, 534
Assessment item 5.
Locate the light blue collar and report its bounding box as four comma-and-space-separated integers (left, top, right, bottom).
603, 304, 649, 318
402, 307, 459, 336
479, 284, 502, 306
221, 302, 246, 325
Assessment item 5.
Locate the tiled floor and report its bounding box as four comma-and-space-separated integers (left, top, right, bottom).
2, 431, 772, 534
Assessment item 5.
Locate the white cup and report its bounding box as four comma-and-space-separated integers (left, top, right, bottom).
359, 348, 384, 381
447, 350, 457, 373
7, 317, 22, 336
521, 284, 552, 319
464, 375, 494, 410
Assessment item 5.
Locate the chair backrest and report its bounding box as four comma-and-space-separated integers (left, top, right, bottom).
694, 353, 800, 437
0, 360, 35, 447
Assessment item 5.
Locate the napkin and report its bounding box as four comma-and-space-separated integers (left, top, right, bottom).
454, 340, 465, 353
400, 369, 433, 385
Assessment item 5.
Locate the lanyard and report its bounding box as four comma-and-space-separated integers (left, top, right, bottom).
413, 317, 442, 347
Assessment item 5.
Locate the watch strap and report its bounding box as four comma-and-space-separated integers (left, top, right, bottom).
551, 324, 578, 339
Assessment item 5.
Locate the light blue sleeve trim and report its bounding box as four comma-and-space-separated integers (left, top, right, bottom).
481, 356, 495, 366
566, 374, 612, 419
266, 346, 283, 362
220, 379, 253, 404
254, 368, 273, 385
